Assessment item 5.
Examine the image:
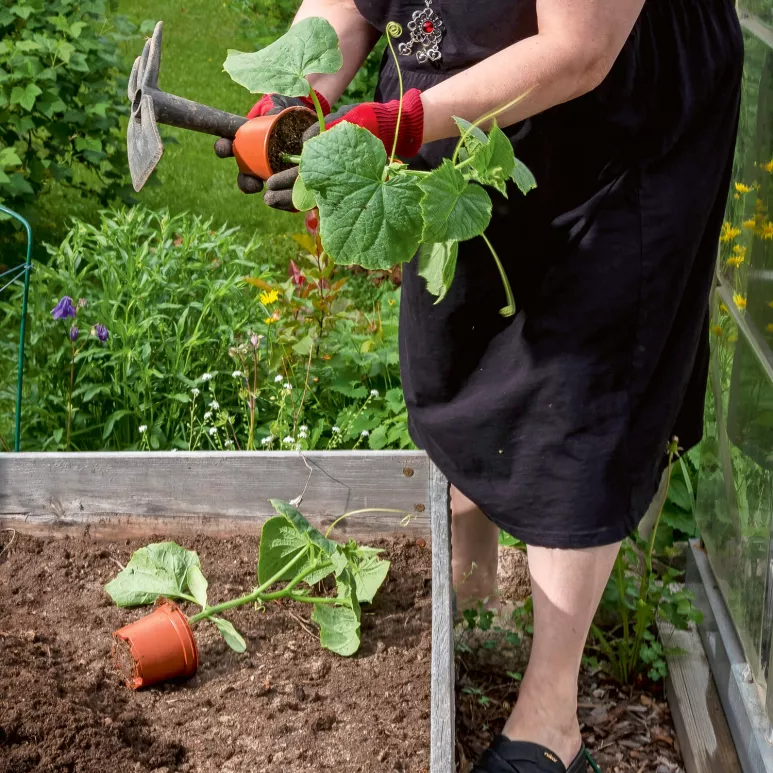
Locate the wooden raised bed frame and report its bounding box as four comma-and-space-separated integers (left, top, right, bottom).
0, 450, 455, 773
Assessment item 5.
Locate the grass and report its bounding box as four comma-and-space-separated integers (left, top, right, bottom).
116, 0, 303, 242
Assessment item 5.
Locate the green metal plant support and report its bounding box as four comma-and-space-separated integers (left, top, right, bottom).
0, 205, 33, 452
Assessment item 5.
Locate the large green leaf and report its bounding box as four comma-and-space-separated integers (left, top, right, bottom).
300, 123, 424, 269
257, 515, 312, 585
186, 565, 208, 608
313, 603, 361, 656
418, 241, 459, 304
104, 542, 202, 607
344, 544, 390, 604
454, 118, 520, 197
269, 499, 342, 560
211, 616, 247, 653
313, 569, 361, 655
224, 17, 342, 97
418, 159, 492, 243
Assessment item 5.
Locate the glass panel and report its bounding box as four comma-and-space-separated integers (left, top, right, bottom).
720, 29, 773, 335
697, 290, 773, 683
741, 2, 773, 29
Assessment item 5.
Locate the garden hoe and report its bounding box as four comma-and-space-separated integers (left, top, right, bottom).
128, 21, 260, 192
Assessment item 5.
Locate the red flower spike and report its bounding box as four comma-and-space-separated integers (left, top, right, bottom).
305, 209, 319, 235
289, 260, 306, 287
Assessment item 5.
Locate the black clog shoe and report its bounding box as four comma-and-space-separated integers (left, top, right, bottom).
472, 736, 601, 773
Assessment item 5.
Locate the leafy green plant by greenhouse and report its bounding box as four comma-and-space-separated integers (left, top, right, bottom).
590, 439, 703, 685
224, 17, 537, 316
0, 0, 135, 210
0, 207, 410, 452
106, 499, 390, 656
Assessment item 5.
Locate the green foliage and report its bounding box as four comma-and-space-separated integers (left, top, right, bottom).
0, 0, 135, 210
0, 206, 410, 452
224, 17, 342, 97
105, 499, 390, 657
591, 446, 703, 685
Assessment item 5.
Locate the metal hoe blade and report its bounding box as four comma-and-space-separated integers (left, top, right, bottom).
127, 21, 248, 192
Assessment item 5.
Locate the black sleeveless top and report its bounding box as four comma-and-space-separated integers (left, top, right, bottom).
353, 0, 743, 548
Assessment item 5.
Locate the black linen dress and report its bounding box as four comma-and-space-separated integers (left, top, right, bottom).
354, 0, 743, 548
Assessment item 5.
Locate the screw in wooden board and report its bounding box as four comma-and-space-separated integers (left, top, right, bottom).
403, 467, 414, 477
415, 503, 426, 513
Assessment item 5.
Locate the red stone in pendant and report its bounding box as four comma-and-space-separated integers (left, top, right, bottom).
422, 20, 434, 33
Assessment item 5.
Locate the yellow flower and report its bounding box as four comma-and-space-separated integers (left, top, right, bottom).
762, 221, 773, 240
768, 323, 773, 334
259, 288, 280, 306
728, 335, 738, 343
720, 303, 729, 313
768, 301, 773, 309
734, 194, 740, 200
720, 221, 741, 242
711, 324, 723, 336
743, 218, 757, 230
735, 182, 753, 194
264, 316, 277, 325
733, 293, 747, 310
764, 159, 773, 173
727, 256, 745, 268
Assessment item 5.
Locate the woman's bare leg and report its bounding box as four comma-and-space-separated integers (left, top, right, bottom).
451, 486, 501, 609
502, 541, 620, 766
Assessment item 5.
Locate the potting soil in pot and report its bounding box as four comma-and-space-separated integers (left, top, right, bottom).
0, 533, 431, 773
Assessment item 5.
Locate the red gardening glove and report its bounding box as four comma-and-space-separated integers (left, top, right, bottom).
247, 90, 331, 119
326, 88, 424, 158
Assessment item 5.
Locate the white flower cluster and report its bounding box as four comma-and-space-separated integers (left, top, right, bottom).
261, 435, 274, 446
232, 370, 243, 378
209, 400, 219, 410
370, 389, 380, 398
274, 374, 283, 383
138, 424, 147, 434
191, 387, 200, 397
201, 372, 213, 382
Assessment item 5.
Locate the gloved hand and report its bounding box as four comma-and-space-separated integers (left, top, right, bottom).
213, 90, 331, 195
262, 88, 425, 212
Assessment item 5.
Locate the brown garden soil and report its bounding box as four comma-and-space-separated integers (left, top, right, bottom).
0, 531, 431, 773
454, 547, 686, 773
269, 108, 317, 174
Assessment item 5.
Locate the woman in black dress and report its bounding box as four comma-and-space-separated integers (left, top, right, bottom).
219, 1, 743, 770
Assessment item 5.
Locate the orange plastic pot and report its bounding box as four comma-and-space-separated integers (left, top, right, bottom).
232, 105, 317, 180
112, 600, 199, 690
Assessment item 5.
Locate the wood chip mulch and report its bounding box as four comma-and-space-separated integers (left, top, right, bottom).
455, 628, 684, 773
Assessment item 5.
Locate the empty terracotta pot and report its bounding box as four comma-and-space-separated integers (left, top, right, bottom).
112, 599, 198, 690
232, 105, 317, 180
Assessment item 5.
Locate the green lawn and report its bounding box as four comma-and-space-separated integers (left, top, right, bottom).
117, 0, 302, 242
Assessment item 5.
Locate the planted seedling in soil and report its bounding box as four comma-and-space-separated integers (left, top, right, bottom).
105, 499, 392, 688
224, 18, 536, 316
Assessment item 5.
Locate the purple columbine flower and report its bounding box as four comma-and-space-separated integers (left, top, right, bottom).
95, 324, 109, 342
69, 326, 79, 342
51, 296, 76, 320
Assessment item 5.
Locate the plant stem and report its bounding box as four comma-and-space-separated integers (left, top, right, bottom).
384, 22, 405, 166
66, 340, 75, 450
188, 547, 310, 624
309, 86, 326, 133
325, 507, 413, 538
482, 234, 515, 317
282, 154, 303, 165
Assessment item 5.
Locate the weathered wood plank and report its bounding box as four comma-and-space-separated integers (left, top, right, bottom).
0, 451, 431, 539
430, 461, 455, 773
659, 620, 743, 773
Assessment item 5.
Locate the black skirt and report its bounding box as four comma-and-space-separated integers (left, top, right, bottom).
354, 0, 744, 547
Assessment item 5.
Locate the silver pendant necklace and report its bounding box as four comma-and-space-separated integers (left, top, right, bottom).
398, 0, 444, 64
